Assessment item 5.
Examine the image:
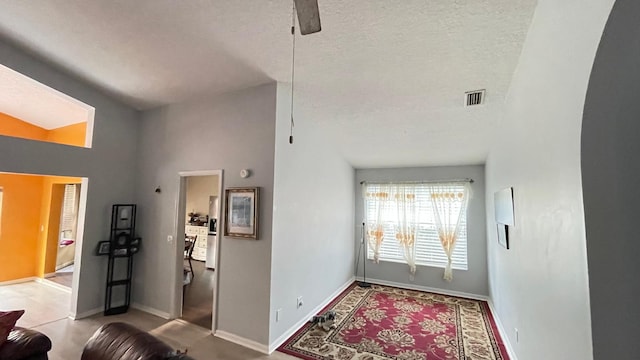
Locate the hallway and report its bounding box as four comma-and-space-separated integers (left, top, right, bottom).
182, 260, 215, 329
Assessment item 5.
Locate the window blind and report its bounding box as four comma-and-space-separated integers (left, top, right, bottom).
364, 183, 468, 270
61, 184, 77, 236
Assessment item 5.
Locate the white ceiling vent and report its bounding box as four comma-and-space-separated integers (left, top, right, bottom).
465, 90, 485, 107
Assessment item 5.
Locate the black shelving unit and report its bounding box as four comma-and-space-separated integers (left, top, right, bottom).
104, 204, 141, 316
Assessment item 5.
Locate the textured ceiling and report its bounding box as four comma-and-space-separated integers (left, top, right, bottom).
0, 0, 537, 167
0, 64, 92, 130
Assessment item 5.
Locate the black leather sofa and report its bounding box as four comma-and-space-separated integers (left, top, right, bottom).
0, 326, 52, 360
81, 322, 195, 360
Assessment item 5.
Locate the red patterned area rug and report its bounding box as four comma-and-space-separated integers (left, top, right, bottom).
279, 284, 508, 360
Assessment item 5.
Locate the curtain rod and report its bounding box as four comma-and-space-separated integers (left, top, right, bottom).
359, 178, 474, 185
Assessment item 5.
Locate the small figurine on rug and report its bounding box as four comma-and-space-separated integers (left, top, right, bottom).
310, 310, 337, 331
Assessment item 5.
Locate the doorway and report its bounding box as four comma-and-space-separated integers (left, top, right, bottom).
0, 172, 88, 320
175, 170, 223, 331
47, 183, 81, 289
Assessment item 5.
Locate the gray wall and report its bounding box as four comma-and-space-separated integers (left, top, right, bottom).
582, 1, 640, 358
269, 83, 355, 345
484, 1, 614, 359
355, 166, 487, 297
135, 83, 276, 345
0, 39, 139, 315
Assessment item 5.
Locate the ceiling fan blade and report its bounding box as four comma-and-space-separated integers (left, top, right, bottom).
293, 0, 321, 35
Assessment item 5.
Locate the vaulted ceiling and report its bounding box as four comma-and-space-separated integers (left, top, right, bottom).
0, 0, 537, 167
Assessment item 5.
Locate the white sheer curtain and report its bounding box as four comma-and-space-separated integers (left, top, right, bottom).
428, 183, 471, 281
364, 184, 419, 273
364, 185, 390, 262
392, 185, 418, 274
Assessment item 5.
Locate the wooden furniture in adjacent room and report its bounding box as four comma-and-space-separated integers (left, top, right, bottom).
184, 235, 196, 279
185, 225, 207, 261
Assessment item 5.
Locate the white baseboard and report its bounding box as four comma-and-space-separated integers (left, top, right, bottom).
268, 276, 355, 354
56, 261, 74, 270
487, 300, 518, 360
35, 277, 72, 293
71, 307, 102, 320
131, 303, 172, 320
355, 277, 489, 301
215, 330, 269, 354
0, 276, 38, 286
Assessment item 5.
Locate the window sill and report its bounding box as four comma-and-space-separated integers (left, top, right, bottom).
367, 257, 468, 271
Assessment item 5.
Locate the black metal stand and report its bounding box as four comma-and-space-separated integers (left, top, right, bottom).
357, 222, 371, 288
104, 204, 141, 316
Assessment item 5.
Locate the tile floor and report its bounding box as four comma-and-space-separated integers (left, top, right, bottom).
0, 281, 295, 360
1, 281, 71, 329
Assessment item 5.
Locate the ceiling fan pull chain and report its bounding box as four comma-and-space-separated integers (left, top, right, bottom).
289, 1, 296, 144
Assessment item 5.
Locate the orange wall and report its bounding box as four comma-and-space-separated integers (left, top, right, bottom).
0, 112, 47, 140
0, 174, 44, 282
47, 122, 87, 147
0, 112, 86, 147
0, 174, 82, 281
38, 176, 81, 276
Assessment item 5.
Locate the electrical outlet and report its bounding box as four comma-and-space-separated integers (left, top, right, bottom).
515, 328, 519, 343
167, 235, 173, 243
297, 296, 304, 309
276, 309, 282, 322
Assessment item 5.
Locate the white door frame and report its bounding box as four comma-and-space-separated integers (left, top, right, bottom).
69, 177, 89, 318
172, 169, 223, 333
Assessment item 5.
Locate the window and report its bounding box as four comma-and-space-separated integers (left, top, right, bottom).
364, 183, 468, 270
60, 184, 79, 240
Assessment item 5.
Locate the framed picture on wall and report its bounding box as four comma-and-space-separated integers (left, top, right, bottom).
497, 223, 509, 249
97, 241, 110, 255
224, 187, 259, 239
494, 187, 515, 226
